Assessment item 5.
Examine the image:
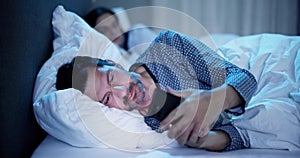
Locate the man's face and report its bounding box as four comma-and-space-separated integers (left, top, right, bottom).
95, 13, 124, 46
84, 65, 153, 112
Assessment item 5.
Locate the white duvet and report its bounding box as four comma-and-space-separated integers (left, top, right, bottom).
219, 34, 300, 150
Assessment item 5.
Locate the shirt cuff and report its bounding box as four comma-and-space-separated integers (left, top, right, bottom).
213, 124, 248, 151
226, 69, 257, 115
144, 117, 160, 130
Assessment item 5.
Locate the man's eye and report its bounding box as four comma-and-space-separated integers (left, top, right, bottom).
109, 70, 114, 84
104, 93, 110, 105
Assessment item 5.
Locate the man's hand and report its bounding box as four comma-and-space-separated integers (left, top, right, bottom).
186, 130, 230, 151
159, 84, 242, 145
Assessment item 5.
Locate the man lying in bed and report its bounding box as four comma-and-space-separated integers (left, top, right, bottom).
56, 30, 257, 151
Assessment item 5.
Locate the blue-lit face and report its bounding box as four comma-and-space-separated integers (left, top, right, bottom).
84, 65, 155, 113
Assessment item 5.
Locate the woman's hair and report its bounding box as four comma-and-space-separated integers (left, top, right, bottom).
56, 56, 113, 93
85, 7, 116, 27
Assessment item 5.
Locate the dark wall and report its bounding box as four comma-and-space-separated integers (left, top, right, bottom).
0, 0, 92, 157
299, 1, 300, 35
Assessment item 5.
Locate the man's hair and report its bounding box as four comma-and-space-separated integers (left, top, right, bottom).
56, 56, 113, 93
85, 6, 117, 27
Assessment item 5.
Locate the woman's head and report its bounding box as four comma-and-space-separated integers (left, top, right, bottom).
85, 7, 124, 46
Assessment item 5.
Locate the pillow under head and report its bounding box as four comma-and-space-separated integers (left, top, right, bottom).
33, 5, 175, 151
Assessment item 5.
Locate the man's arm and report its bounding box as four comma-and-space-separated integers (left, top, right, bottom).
223, 85, 243, 110
154, 31, 257, 151
160, 84, 242, 144
152, 30, 257, 113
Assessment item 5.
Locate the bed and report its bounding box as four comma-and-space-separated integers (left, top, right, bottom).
32, 135, 300, 158
30, 5, 300, 158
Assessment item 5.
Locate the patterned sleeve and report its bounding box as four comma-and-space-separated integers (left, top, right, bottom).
151, 30, 257, 115
213, 124, 249, 151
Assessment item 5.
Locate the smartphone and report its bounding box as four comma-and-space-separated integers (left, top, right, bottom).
145, 87, 184, 121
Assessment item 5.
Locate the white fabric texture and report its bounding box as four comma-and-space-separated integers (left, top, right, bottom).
127, 23, 157, 55
118, 24, 158, 70
219, 34, 300, 150
33, 5, 175, 150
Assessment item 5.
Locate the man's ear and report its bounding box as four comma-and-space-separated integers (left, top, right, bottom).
105, 59, 124, 69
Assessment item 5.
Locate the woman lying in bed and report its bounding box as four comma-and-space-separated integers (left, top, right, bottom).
85, 6, 157, 59
56, 30, 258, 151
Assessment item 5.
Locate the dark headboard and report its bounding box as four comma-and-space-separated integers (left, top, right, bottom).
0, 0, 92, 157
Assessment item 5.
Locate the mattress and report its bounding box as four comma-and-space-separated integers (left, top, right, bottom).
32, 135, 300, 158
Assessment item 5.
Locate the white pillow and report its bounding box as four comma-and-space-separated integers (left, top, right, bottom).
33, 5, 175, 151
112, 7, 131, 32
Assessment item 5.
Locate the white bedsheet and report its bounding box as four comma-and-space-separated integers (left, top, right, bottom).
32, 135, 300, 158
218, 33, 300, 150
